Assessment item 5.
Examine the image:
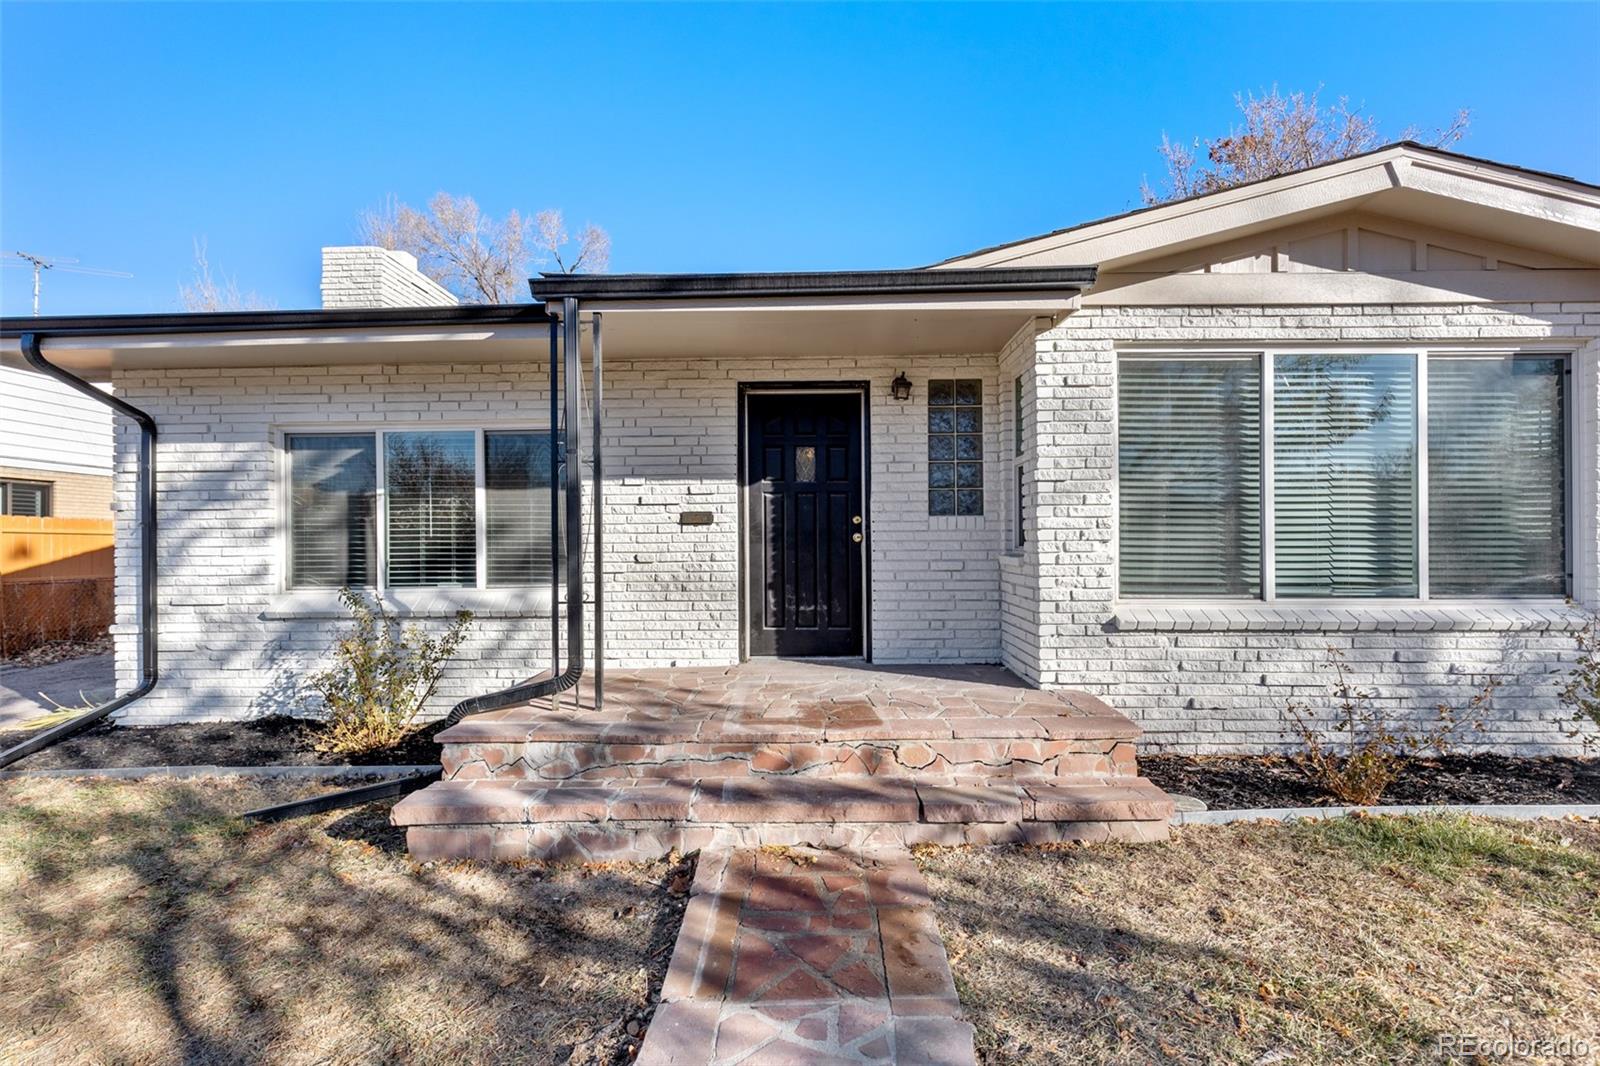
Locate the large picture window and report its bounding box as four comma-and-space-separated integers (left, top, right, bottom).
286, 427, 559, 592
1119, 358, 1260, 596
1273, 354, 1417, 598
1428, 356, 1567, 596
1117, 352, 1568, 601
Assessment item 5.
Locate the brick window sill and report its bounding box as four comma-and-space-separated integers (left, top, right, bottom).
263, 587, 555, 621
1109, 600, 1590, 633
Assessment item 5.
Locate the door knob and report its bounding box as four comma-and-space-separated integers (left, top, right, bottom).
852, 532, 863, 543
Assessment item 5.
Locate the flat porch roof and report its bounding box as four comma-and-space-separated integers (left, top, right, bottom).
0, 266, 1096, 380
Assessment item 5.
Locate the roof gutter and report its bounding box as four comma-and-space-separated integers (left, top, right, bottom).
0, 304, 551, 340
529, 266, 1097, 303
0, 332, 159, 768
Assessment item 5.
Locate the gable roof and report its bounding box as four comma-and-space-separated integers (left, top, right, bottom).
936, 143, 1600, 271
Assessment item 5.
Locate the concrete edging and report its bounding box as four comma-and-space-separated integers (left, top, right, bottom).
0, 764, 436, 782
1174, 803, 1600, 826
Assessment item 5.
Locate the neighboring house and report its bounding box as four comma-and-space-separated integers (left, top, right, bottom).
0, 364, 113, 517
0, 364, 116, 655
1, 144, 1597, 753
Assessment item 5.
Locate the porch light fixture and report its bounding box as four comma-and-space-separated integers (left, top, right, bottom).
890, 372, 912, 401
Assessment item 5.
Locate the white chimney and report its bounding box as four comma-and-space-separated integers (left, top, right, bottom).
320, 246, 459, 309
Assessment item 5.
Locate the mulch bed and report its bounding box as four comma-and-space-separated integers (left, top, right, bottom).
7, 716, 1600, 811
1142, 752, 1600, 809
0, 715, 450, 770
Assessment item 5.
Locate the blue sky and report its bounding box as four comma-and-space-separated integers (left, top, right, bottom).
3, 2, 1597, 317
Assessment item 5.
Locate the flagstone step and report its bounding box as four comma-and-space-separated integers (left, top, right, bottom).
392, 774, 1176, 862
432, 663, 1147, 786
439, 732, 1141, 783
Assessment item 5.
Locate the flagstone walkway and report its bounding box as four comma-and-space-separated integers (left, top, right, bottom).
638, 845, 976, 1065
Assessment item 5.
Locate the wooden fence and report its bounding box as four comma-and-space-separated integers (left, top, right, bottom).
0, 517, 114, 657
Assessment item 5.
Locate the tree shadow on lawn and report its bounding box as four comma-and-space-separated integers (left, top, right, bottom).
919, 818, 1600, 1065
323, 799, 411, 857
0, 778, 690, 1066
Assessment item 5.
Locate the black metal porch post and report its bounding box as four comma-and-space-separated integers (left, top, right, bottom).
592, 311, 604, 710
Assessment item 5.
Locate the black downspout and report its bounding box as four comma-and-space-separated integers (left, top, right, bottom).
436, 297, 586, 726
550, 312, 562, 680
591, 311, 604, 710
0, 332, 158, 769
245, 304, 588, 823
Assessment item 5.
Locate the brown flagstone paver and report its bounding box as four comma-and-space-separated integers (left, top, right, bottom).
434, 661, 1151, 789
438, 661, 1134, 742
398, 660, 1175, 862
638, 844, 976, 1066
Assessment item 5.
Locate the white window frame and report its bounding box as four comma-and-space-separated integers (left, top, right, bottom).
275, 421, 554, 595
1113, 344, 1574, 605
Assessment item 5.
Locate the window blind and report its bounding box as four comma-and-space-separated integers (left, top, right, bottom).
1, 480, 51, 517
1118, 358, 1261, 596
288, 434, 376, 588
384, 431, 477, 588
485, 431, 561, 588
1429, 356, 1566, 596
1273, 354, 1417, 598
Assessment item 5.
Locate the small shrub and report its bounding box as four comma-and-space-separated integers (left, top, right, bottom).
1284, 646, 1481, 806
308, 588, 472, 755
1558, 612, 1600, 754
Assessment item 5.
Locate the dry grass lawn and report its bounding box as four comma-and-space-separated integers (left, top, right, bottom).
0, 777, 689, 1066
921, 815, 1600, 1065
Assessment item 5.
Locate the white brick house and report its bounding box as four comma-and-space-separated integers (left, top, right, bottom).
4, 144, 1598, 753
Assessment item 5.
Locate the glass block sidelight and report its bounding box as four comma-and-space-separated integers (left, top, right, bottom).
928, 379, 983, 516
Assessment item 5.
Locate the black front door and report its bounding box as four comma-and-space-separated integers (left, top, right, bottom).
744, 391, 865, 657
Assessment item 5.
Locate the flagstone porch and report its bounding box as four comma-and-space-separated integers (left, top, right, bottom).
392, 661, 1174, 861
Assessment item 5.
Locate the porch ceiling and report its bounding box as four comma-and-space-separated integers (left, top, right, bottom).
1, 294, 1077, 381
578, 298, 1074, 359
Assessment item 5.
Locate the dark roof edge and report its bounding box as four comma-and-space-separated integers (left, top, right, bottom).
0, 303, 550, 339
934, 141, 1600, 267
529, 266, 1096, 301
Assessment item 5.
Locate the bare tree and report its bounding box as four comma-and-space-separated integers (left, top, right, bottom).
535, 209, 611, 275
357, 193, 610, 304
1142, 87, 1470, 205
178, 239, 275, 311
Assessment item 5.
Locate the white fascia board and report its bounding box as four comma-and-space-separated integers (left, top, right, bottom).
1087, 268, 1600, 307
942, 151, 1408, 269
1398, 155, 1600, 230
944, 147, 1600, 271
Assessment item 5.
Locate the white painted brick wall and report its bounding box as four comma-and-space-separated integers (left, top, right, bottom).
996, 320, 1041, 683
1027, 301, 1600, 754
110, 352, 1009, 724
106, 299, 1600, 752
320, 247, 458, 309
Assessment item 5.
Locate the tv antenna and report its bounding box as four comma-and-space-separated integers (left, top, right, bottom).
4, 251, 133, 315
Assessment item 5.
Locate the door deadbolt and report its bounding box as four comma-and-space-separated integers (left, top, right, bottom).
852, 515, 862, 524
